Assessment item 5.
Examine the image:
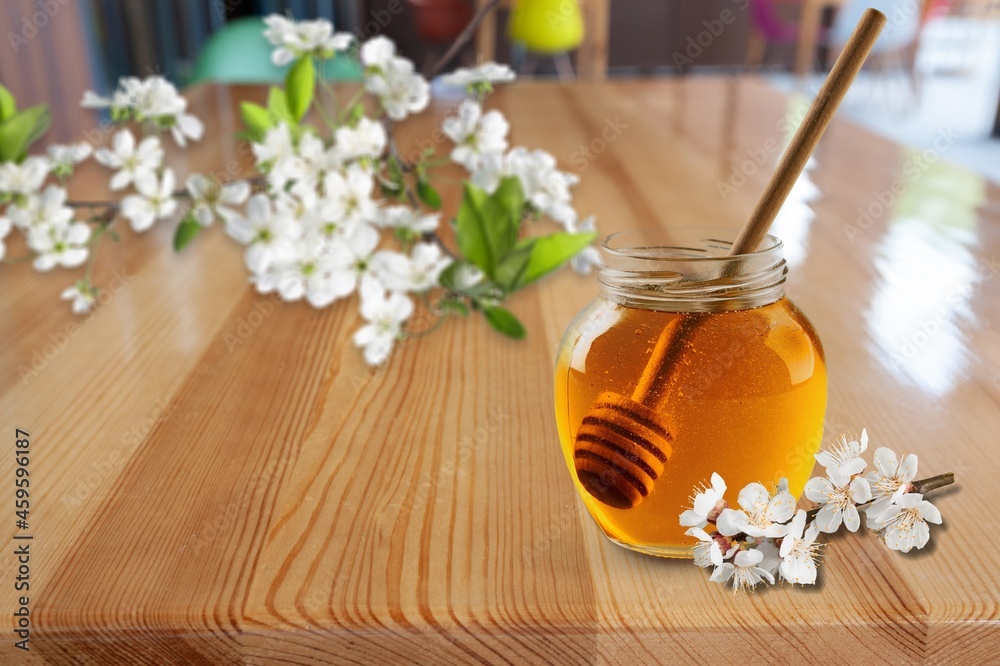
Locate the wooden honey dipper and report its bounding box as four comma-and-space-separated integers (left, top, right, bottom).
574, 8, 887, 510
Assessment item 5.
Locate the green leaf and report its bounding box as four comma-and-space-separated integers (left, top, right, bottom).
0, 105, 50, 162
438, 261, 465, 291
483, 306, 526, 339
22, 105, 50, 150
494, 176, 525, 226
0, 84, 15, 122
240, 101, 273, 138
173, 215, 202, 252
285, 56, 315, 122
416, 178, 442, 210
515, 231, 598, 289
494, 242, 534, 293
267, 87, 295, 126
455, 183, 496, 277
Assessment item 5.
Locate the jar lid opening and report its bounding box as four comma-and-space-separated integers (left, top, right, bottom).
597, 228, 787, 313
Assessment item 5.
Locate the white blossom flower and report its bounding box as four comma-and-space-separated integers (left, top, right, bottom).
334, 118, 387, 161
61, 281, 98, 314
0, 156, 50, 197
48, 142, 92, 177
756, 539, 782, 578
452, 263, 484, 290
873, 492, 942, 553
263, 14, 353, 66
375, 205, 439, 234
185, 174, 250, 226
94, 130, 163, 191
717, 482, 796, 538
442, 100, 509, 172
256, 240, 347, 308
359, 35, 396, 71
374, 242, 451, 292
0, 215, 10, 261
353, 275, 413, 366
779, 510, 822, 585
440, 62, 516, 88
804, 472, 872, 533
323, 164, 378, 226
506, 147, 578, 225
469, 150, 504, 194
686, 527, 734, 568
326, 222, 380, 293
120, 169, 178, 232
710, 547, 775, 593
7, 185, 73, 231
364, 56, 430, 121
27, 219, 90, 271
567, 216, 600, 274
253, 123, 297, 169
815, 429, 869, 479
80, 89, 129, 110
226, 193, 299, 274
294, 132, 327, 184
864, 447, 918, 525
679, 472, 727, 528
129, 76, 204, 146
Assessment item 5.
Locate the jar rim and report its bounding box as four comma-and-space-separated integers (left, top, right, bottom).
597, 228, 787, 312
600, 228, 784, 263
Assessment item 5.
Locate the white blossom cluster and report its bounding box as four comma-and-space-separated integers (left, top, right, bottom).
682, 429, 945, 593
83, 75, 204, 147
0, 145, 94, 312
439, 94, 600, 274
5, 15, 599, 368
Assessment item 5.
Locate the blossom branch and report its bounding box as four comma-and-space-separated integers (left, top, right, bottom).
803, 472, 955, 523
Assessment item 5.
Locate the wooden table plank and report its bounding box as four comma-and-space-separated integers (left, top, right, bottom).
1, 79, 997, 663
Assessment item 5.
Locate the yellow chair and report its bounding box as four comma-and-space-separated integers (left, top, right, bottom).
475, 0, 609, 80
508, 0, 583, 78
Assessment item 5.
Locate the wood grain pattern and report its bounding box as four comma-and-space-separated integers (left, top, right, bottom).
1, 79, 998, 664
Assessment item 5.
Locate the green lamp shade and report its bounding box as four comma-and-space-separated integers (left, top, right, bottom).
190, 17, 362, 85
508, 0, 584, 54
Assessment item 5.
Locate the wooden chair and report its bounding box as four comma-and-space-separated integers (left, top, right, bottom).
475, 0, 610, 80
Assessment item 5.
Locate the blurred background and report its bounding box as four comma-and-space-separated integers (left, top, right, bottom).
0, 0, 998, 180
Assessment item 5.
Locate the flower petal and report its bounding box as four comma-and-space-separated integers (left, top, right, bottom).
850, 477, 872, 504
843, 503, 860, 532
715, 509, 748, 537
813, 504, 842, 533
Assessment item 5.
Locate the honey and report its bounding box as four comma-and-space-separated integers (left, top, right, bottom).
553, 230, 827, 558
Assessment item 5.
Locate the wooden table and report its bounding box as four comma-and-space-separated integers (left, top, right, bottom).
1, 79, 998, 663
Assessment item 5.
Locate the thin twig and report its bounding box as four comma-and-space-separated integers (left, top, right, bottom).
427, 0, 501, 79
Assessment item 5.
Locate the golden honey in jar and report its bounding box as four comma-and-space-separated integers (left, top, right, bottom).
554, 230, 827, 558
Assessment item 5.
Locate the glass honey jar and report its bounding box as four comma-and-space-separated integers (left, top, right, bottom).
554, 229, 827, 558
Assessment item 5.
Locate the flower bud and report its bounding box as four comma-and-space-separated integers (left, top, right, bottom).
706, 499, 727, 523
